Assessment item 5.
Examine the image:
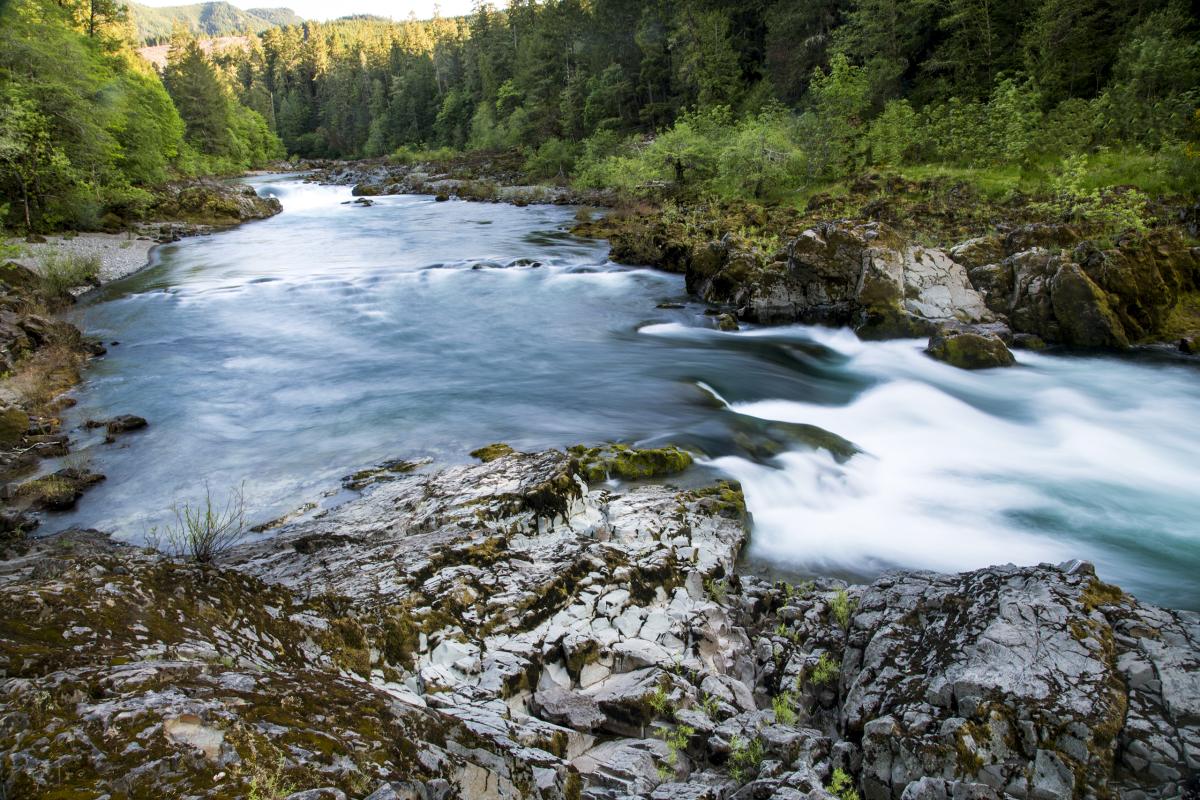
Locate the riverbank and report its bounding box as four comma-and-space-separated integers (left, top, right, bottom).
2, 448, 1195, 800
309, 154, 1200, 367
0, 178, 284, 540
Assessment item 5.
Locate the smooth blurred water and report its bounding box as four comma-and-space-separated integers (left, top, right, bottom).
47, 178, 1200, 610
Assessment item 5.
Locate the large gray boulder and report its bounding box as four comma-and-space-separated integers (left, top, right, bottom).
687, 223, 996, 337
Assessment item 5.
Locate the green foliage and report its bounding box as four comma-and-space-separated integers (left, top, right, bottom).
728, 734, 765, 784
705, 577, 728, 603
524, 138, 579, 182
36, 251, 101, 295
647, 685, 674, 718
828, 768, 860, 800
163, 31, 283, 173
830, 588, 856, 630
808, 653, 840, 687
866, 100, 920, 167
656, 722, 694, 779
1033, 154, 1151, 235
772, 691, 797, 725
0, 0, 185, 230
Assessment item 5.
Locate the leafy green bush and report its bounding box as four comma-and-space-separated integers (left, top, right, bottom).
1034, 154, 1150, 235
866, 100, 920, 167
523, 138, 580, 181
771, 691, 796, 725
830, 588, 855, 629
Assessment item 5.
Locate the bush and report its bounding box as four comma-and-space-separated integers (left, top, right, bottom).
158, 482, 248, 563
523, 138, 579, 181
866, 100, 920, 167
828, 768, 860, 800
1034, 154, 1150, 235
808, 653, 840, 687
36, 251, 100, 294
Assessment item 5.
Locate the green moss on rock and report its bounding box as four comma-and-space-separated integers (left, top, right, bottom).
470, 443, 516, 462
568, 443, 693, 484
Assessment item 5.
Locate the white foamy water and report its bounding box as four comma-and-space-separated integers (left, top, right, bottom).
700, 334, 1200, 607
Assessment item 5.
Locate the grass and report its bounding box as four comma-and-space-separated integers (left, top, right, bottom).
36, 251, 100, 295
3, 341, 86, 411
154, 482, 249, 563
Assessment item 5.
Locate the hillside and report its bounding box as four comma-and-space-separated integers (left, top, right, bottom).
128, 1, 302, 44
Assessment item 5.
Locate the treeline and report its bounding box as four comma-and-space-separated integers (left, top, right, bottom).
0, 0, 282, 231
213, 0, 1199, 197
129, 1, 303, 47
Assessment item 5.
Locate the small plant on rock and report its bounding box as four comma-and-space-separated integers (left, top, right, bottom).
246, 755, 296, 800
162, 482, 248, 563
828, 767, 860, 800
829, 588, 855, 630
699, 692, 721, 719
727, 734, 765, 784
705, 577, 728, 603
808, 653, 840, 687
772, 690, 797, 725
647, 685, 675, 718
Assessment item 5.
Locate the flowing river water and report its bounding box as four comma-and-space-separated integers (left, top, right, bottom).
47, 178, 1200, 610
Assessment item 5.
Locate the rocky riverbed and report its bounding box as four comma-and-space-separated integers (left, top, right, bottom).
2, 449, 1196, 799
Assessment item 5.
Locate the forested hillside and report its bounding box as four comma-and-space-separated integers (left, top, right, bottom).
0, 0, 283, 231
213, 0, 1199, 199
128, 1, 302, 46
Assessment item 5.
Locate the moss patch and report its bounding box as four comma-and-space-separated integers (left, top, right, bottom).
470, 443, 516, 462
569, 443, 693, 483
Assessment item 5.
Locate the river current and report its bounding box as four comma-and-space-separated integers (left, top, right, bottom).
48, 178, 1200, 610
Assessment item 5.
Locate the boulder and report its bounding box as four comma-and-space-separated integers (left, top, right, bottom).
925, 325, 1015, 370
687, 223, 995, 337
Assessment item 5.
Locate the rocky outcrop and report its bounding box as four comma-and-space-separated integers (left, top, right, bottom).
687, 223, 997, 337
151, 179, 282, 225
957, 226, 1200, 348
1, 452, 1195, 800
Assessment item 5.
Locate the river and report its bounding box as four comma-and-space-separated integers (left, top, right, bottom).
47, 177, 1200, 610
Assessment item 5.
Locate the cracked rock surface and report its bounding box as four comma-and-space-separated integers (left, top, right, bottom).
0, 450, 1195, 799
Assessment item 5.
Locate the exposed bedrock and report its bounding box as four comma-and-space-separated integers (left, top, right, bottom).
0, 450, 1195, 799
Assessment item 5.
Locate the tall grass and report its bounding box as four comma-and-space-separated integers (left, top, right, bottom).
36, 251, 100, 295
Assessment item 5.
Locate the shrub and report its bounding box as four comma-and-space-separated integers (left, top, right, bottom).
36, 251, 100, 295
830, 588, 855, 630
866, 100, 920, 167
808, 653, 840, 687
160, 482, 248, 563
523, 138, 579, 182
772, 691, 796, 725
1034, 154, 1150, 235
828, 767, 860, 800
